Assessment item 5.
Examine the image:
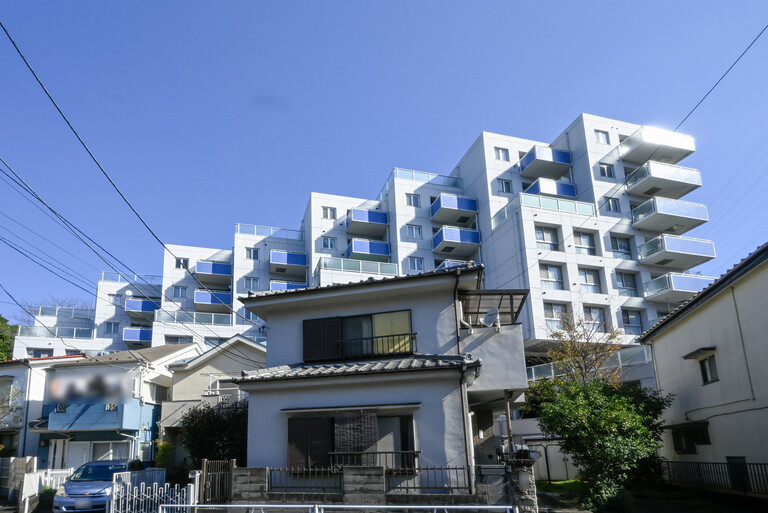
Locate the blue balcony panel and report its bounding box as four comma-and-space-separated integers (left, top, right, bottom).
47, 397, 149, 432
269, 250, 308, 278
433, 226, 481, 257
346, 239, 391, 263
524, 178, 576, 199
638, 235, 716, 271
269, 281, 307, 291
626, 161, 702, 199
194, 290, 233, 313
620, 126, 695, 165
123, 327, 152, 345
644, 273, 715, 304
520, 146, 572, 179
345, 209, 389, 237
196, 261, 233, 286
631, 197, 708, 235
124, 298, 160, 321
430, 194, 479, 225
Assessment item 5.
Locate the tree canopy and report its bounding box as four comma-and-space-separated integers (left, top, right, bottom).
0, 314, 15, 361
178, 400, 248, 467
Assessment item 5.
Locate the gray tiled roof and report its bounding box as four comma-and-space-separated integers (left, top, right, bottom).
50, 343, 197, 368
234, 354, 480, 383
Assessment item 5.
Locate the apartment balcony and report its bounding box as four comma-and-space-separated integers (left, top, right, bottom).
48, 397, 144, 432
195, 261, 233, 286
631, 197, 708, 235
155, 310, 232, 326
644, 273, 715, 304
519, 145, 572, 179
346, 238, 391, 262
36, 306, 95, 320
430, 193, 478, 226
193, 290, 232, 313
124, 298, 160, 321
626, 161, 702, 199
17, 326, 94, 339
524, 178, 576, 199
432, 226, 481, 257
638, 235, 716, 270
269, 280, 306, 291
620, 126, 695, 165
436, 259, 473, 270
345, 208, 389, 237
269, 249, 308, 278
122, 326, 152, 345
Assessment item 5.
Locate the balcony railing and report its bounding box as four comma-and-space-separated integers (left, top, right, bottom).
631, 197, 709, 234
314, 257, 398, 276
329, 450, 420, 469
619, 126, 695, 165
436, 259, 472, 270
235, 223, 304, 240
625, 161, 702, 199
429, 193, 479, 225
638, 234, 716, 270
644, 273, 714, 303
196, 261, 233, 276
377, 167, 462, 201
155, 310, 232, 326
492, 193, 595, 229
346, 238, 391, 262
519, 145, 572, 179
124, 298, 161, 314
527, 345, 653, 381
432, 226, 481, 256
100, 272, 163, 285
37, 306, 95, 320
17, 326, 94, 339
122, 327, 152, 343
340, 332, 416, 360
524, 178, 577, 198
269, 280, 306, 291
345, 209, 390, 237
194, 290, 232, 306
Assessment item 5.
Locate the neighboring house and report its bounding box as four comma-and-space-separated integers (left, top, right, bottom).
159, 335, 266, 467
640, 243, 768, 466
235, 264, 529, 487
30, 344, 200, 469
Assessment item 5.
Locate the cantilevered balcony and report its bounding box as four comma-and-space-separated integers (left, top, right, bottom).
638, 235, 716, 271
524, 178, 576, 199
346, 239, 390, 262
620, 126, 695, 165
195, 261, 233, 286
432, 226, 481, 257
631, 197, 708, 235
345, 209, 389, 237
430, 193, 478, 226
269, 280, 306, 291
124, 298, 160, 321
626, 161, 702, 199
519, 145, 572, 179
269, 250, 307, 278
644, 273, 715, 304
122, 326, 152, 346
193, 290, 232, 313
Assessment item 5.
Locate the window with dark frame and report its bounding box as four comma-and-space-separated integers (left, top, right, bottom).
700, 354, 719, 384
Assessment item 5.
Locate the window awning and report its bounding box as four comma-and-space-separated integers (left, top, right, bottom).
459, 290, 528, 325
682, 347, 716, 360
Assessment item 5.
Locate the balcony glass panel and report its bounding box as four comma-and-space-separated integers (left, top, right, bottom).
269, 250, 308, 267
315, 257, 399, 277
100, 272, 163, 285
429, 193, 479, 218
193, 291, 233, 306
235, 224, 304, 240
347, 209, 389, 225
524, 178, 577, 198
123, 327, 152, 342
17, 326, 94, 339
125, 299, 160, 313
269, 281, 307, 291
346, 239, 391, 261
197, 261, 233, 276
392, 167, 462, 188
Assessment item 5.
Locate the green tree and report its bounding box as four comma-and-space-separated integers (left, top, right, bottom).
178, 400, 248, 467
0, 314, 15, 361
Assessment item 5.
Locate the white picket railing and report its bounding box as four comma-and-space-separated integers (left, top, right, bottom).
111, 468, 192, 513
18, 467, 73, 513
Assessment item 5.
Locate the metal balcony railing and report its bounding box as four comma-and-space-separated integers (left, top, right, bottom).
329, 450, 420, 469
339, 333, 417, 360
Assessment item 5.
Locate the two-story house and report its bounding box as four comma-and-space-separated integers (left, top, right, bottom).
235, 264, 529, 493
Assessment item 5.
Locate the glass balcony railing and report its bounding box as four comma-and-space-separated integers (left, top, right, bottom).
620, 126, 695, 165
314, 257, 398, 276
193, 290, 233, 307
631, 197, 708, 234
17, 326, 94, 339
124, 299, 161, 314
436, 259, 473, 270
377, 168, 462, 201
155, 310, 232, 326
346, 209, 389, 232
430, 193, 479, 225
638, 235, 716, 270
433, 226, 481, 256
269, 250, 308, 267
235, 224, 304, 240
492, 193, 595, 230
37, 306, 95, 320
519, 146, 572, 179
100, 272, 163, 285
122, 327, 152, 343
644, 273, 715, 303
527, 345, 652, 381
269, 280, 307, 291
524, 178, 577, 198
196, 261, 233, 276
346, 239, 391, 262
626, 161, 702, 199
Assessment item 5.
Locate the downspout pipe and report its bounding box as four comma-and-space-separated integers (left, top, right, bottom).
453, 270, 462, 352
459, 366, 475, 494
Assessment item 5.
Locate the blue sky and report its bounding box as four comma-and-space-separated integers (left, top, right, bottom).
1, 1, 768, 320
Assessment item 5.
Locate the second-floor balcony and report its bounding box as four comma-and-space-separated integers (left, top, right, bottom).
195, 261, 233, 286
269, 250, 308, 278
346, 239, 391, 262
193, 289, 233, 313
430, 193, 478, 226
644, 273, 715, 304
345, 208, 389, 237
122, 326, 152, 346
432, 226, 481, 257
124, 298, 160, 321
626, 161, 702, 199
631, 197, 708, 235
527, 345, 653, 381
47, 397, 145, 432
519, 145, 572, 179
524, 178, 577, 199
620, 126, 695, 165
340, 332, 416, 360
638, 235, 716, 271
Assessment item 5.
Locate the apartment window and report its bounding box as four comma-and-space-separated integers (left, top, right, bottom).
606, 198, 620, 213
243, 309, 257, 321
495, 147, 510, 162
408, 256, 424, 272
322, 206, 337, 220
175, 258, 189, 269
535, 226, 560, 251
610, 236, 632, 260
244, 276, 259, 291
104, 322, 119, 335
322, 236, 337, 249
406, 193, 421, 208
245, 247, 259, 260
544, 303, 567, 331
672, 426, 710, 454
574, 231, 596, 255
498, 179, 512, 193
539, 264, 564, 290
578, 268, 601, 293
616, 272, 638, 297
108, 294, 122, 307
599, 163, 615, 178
92, 441, 130, 461
27, 348, 53, 358
165, 335, 193, 344
205, 337, 226, 349
406, 224, 422, 239
621, 309, 643, 336
595, 129, 610, 144
65, 350, 80, 356
172, 285, 187, 298
583, 306, 606, 333
700, 355, 719, 385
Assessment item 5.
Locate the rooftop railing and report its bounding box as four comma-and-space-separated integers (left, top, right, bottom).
37, 306, 95, 319
235, 223, 304, 240
100, 272, 163, 285
378, 167, 462, 201
17, 326, 94, 339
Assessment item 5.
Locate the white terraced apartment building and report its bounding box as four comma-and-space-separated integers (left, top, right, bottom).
12, 113, 716, 364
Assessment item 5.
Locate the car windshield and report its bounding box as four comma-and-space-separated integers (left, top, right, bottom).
69, 464, 125, 482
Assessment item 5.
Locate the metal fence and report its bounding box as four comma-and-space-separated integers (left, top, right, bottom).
385, 467, 470, 494
160, 505, 519, 513
200, 459, 236, 504
329, 451, 420, 469
268, 468, 343, 494
664, 460, 768, 496
112, 481, 193, 513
